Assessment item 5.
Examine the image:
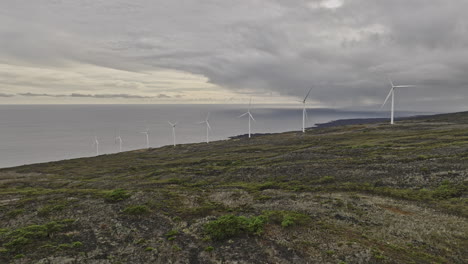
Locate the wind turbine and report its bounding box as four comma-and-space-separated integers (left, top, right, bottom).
239, 99, 255, 138
140, 128, 150, 149
168, 121, 177, 146
198, 112, 212, 143
115, 130, 123, 152
93, 136, 99, 156
301, 87, 313, 133
381, 76, 416, 125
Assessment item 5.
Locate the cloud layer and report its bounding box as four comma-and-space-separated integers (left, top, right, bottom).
0, 0, 467, 111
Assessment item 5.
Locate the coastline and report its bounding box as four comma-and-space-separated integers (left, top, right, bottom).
1, 113, 436, 169
2, 107, 455, 169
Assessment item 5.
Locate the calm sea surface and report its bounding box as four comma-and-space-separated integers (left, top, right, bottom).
0, 104, 423, 168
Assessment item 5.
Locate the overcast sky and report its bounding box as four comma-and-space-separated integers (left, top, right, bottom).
0, 0, 466, 111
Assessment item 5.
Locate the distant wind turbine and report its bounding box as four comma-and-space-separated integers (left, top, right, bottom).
140, 128, 150, 149
239, 99, 255, 138
381, 76, 416, 125
301, 87, 313, 133
168, 121, 177, 146
115, 130, 123, 152
93, 136, 99, 156
198, 112, 212, 143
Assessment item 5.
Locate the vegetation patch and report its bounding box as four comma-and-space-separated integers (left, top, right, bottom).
6, 209, 25, 218
204, 214, 268, 240
165, 229, 179, 241
263, 210, 311, 228
0, 219, 75, 255
204, 210, 310, 240
122, 205, 150, 215
204, 246, 214, 252
104, 189, 131, 202
37, 202, 68, 216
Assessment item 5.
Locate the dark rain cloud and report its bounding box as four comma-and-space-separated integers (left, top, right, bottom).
0, 0, 467, 111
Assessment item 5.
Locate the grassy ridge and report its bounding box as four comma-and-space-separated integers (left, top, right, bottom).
0, 112, 467, 263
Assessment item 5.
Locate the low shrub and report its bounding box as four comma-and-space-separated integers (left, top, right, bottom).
432, 181, 465, 200
318, 176, 335, 184
204, 214, 267, 240
71, 241, 83, 248
104, 189, 131, 202
165, 229, 179, 240
123, 205, 150, 215
38, 203, 67, 216
204, 246, 214, 252
7, 209, 25, 218
1, 219, 75, 251
263, 210, 310, 228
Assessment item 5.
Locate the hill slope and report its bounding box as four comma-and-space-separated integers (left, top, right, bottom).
1, 112, 467, 263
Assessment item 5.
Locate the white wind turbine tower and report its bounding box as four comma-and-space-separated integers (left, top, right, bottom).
301, 87, 313, 133
198, 112, 212, 143
239, 99, 255, 138
115, 130, 123, 152
140, 128, 150, 149
168, 121, 177, 146
381, 76, 416, 125
93, 136, 99, 156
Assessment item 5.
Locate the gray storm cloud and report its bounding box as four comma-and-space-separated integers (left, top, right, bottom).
0, 0, 467, 111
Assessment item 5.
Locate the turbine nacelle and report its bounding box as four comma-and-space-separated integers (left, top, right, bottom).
239, 111, 255, 121
381, 78, 416, 109
381, 76, 416, 125
168, 121, 177, 146
198, 113, 212, 143
239, 99, 255, 138
140, 128, 150, 148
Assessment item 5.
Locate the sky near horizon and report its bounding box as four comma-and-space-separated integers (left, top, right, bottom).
0, 0, 467, 111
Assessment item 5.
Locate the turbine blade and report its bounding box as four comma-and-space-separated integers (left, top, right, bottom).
249, 112, 255, 122
304, 87, 313, 102
381, 87, 394, 109
206, 112, 210, 121
394, 85, 416, 88
206, 121, 212, 130
168, 121, 174, 126
238, 112, 248, 118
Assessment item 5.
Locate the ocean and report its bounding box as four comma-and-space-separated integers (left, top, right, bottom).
0, 104, 423, 168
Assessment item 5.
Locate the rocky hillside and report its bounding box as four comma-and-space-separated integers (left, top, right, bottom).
0, 112, 467, 263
